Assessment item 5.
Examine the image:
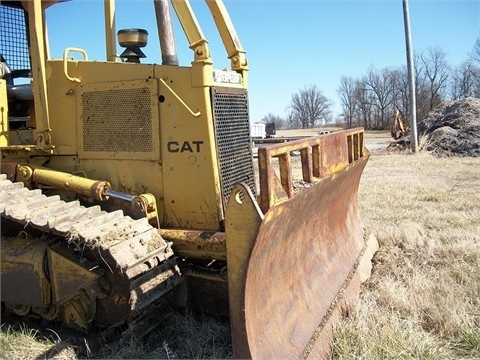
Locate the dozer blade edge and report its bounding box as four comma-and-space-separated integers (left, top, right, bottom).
226, 129, 378, 359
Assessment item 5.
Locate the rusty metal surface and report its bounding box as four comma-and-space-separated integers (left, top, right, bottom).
236, 128, 371, 359
257, 128, 365, 213
244, 156, 368, 359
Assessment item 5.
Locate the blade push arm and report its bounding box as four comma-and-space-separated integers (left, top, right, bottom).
171, 0, 211, 64
205, 0, 248, 72
170, 0, 248, 75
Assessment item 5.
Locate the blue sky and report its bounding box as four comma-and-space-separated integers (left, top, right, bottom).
45, 0, 479, 122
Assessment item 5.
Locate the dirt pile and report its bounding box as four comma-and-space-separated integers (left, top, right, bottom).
417, 97, 480, 157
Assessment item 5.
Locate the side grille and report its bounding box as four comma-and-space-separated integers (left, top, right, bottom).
211, 87, 256, 205
79, 80, 159, 160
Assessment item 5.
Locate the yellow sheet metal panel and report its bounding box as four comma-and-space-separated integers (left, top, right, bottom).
43, 60, 78, 153
0, 79, 8, 146
44, 61, 225, 230
225, 183, 264, 359
159, 65, 223, 230
46, 60, 157, 155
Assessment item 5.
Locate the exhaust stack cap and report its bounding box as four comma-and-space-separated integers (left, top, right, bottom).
117, 28, 148, 63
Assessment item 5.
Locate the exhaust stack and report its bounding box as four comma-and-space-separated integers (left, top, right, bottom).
154, 0, 179, 65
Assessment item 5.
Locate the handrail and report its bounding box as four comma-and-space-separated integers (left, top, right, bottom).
159, 78, 201, 117
63, 47, 88, 83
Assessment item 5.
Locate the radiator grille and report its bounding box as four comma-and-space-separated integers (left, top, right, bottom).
212, 87, 255, 204
81, 84, 155, 157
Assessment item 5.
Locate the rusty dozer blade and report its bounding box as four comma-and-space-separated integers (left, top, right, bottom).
226, 129, 378, 359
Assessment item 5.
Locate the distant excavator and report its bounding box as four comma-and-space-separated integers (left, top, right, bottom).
391, 107, 410, 139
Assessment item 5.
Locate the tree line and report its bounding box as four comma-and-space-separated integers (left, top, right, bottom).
261, 38, 480, 130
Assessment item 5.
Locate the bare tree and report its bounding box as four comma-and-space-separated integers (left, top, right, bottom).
450, 61, 480, 99
333, 42, 479, 130
260, 113, 285, 130
469, 36, 480, 64
337, 76, 359, 128
284, 109, 299, 129
418, 47, 450, 111
289, 85, 332, 129
363, 67, 396, 128
355, 78, 375, 129
413, 52, 432, 120
390, 66, 410, 120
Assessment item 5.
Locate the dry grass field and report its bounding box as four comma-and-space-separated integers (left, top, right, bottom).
333, 149, 480, 359
1, 131, 479, 359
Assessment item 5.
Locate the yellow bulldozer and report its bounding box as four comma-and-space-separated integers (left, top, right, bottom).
0, 0, 377, 358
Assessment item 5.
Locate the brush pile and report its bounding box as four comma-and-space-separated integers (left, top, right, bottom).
387, 97, 480, 156
418, 97, 480, 157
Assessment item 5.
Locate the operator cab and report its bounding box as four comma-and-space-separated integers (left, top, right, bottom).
1, 55, 33, 129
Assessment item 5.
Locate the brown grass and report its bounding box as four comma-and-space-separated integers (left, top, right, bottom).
0, 324, 76, 360
332, 152, 480, 359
